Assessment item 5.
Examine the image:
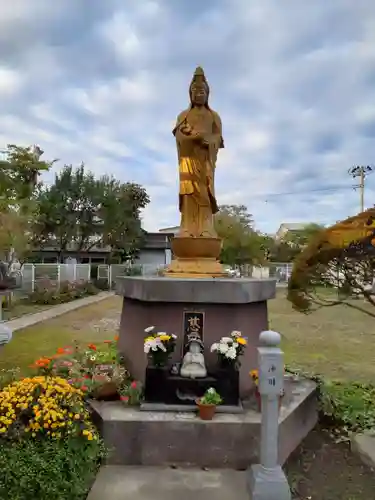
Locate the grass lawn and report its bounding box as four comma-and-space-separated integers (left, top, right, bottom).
0, 296, 122, 374
270, 289, 375, 382
1, 301, 51, 321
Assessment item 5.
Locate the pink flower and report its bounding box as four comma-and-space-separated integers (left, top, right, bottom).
120, 396, 129, 402
131, 381, 137, 389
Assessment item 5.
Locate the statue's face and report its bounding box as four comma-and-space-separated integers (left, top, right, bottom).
191, 83, 207, 106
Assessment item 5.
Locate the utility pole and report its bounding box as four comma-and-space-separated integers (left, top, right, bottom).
348, 165, 374, 212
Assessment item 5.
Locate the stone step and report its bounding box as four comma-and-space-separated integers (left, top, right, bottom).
87, 466, 249, 500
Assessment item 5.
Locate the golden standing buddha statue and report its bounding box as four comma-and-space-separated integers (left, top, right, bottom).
165, 67, 226, 278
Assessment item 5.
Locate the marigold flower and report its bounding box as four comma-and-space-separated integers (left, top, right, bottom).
114, 335, 119, 341
56, 347, 65, 354
88, 343, 97, 351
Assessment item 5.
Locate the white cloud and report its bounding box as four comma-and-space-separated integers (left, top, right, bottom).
0, 67, 23, 95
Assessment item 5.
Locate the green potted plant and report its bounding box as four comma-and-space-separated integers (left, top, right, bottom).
119, 380, 143, 406
196, 387, 222, 420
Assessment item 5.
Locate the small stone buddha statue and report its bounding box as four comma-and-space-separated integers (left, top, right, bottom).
180, 333, 207, 379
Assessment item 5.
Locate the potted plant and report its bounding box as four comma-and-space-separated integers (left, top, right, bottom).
196, 387, 222, 420
250, 369, 284, 412
31, 337, 128, 401
119, 380, 143, 406
210, 330, 247, 369
143, 326, 177, 368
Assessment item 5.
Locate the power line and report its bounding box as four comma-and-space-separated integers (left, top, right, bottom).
251, 184, 358, 202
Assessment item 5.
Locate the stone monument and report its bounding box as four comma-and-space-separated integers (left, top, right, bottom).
116, 66, 277, 404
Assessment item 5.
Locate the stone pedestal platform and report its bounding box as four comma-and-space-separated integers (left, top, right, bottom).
90, 380, 317, 468
116, 276, 276, 396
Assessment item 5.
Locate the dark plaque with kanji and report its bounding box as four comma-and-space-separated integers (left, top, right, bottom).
182, 311, 204, 356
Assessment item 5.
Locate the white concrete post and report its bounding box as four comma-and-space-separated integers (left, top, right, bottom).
108, 265, 112, 289
31, 265, 35, 292
248, 330, 291, 500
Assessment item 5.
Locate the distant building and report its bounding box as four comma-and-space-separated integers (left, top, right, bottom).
275, 222, 310, 241
30, 230, 175, 267
158, 226, 180, 235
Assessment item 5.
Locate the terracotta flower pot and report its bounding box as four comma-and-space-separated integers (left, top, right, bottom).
196, 399, 216, 420
93, 381, 118, 400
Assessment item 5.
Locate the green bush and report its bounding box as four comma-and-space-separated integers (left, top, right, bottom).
0, 436, 105, 500
286, 366, 375, 435
318, 380, 375, 433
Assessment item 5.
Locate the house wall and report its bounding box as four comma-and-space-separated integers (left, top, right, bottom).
136, 249, 167, 267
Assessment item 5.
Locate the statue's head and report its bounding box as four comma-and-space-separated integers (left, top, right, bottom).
185, 332, 204, 351
189, 66, 209, 108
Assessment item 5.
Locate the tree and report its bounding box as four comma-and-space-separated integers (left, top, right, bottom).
0, 144, 54, 277
287, 208, 375, 318
35, 164, 150, 262
0, 144, 53, 202
215, 205, 266, 267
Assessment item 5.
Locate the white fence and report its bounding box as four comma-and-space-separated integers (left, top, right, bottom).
20, 263, 91, 293
15, 262, 294, 294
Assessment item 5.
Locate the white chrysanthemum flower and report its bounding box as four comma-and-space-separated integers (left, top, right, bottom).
172, 334, 177, 339
232, 342, 239, 349
210, 342, 219, 352
156, 331, 167, 336
231, 330, 241, 338
207, 387, 215, 394
144, 343, 151, 354
90, 355, 96, 361
226, 347, 237, 359
159, 342, 167, 352
144, 326, 155, 333
221, 336, 233, 343
219, 342, 229, 354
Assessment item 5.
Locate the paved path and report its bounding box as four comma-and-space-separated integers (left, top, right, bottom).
87, 466, 249, 500
5, 292, 115, 332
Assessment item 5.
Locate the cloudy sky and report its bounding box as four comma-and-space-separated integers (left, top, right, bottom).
1, 0, 375, 234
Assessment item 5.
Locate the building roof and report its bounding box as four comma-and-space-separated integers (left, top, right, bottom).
158, 226, 180, 234
278, 223, 309, 231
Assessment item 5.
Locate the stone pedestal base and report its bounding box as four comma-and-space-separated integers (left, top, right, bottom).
165, 257, 226, 278
116, 276, 276, 396
165, 236, 226, 278
247, 464, 291, 500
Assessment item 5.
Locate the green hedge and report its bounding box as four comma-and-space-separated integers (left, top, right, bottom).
286, 367, 375, 435
0, 437, 105, 500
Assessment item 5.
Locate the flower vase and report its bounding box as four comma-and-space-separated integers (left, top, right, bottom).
148, 353, 168, 369
218, 358, 237, 371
